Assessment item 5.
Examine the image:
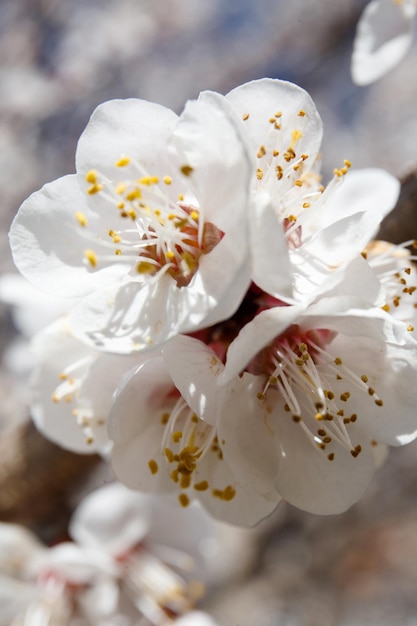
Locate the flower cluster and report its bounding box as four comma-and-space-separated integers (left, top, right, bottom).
9, 78, 417, 527
0, 483, 219, 626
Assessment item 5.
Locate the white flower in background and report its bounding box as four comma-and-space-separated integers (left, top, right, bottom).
173, 612, 222, 626
109, 336, 281, 527
351, 0, 416, 85
9, 94, 252, 354
30, 317, 142, 453
217, 293, 417, 515
0, 522, 117, 626
201, 78, 400, 303
364, 239, 417, 335
0, 273, 77, 379
70, 482, 218, 624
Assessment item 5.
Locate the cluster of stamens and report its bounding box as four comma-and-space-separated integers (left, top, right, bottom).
255, 327, 384, 461
51, 356, 103, 445
364, 240, 417, 331
76, 157, 223, 288
243, 107, 351, 232
147, 396, 236, 508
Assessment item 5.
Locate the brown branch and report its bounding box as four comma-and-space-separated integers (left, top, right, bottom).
378, 171, 417, 243
0, 420, 100, 541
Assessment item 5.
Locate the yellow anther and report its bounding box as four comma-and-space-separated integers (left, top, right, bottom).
273, 150, 280, 157
408, 325, 415, 332
87, 183, 103, 195
351, 445, 362, 458
344, 159, 352, 168
275, 111, 282, 118
298, 110, 306, 117
291, 129, 303, 144
287, 214, 297, 222
361, 374, 368, 383
302, 202, 311, 208
163, 175, 172, 185
172, 431, 183, 443
115, 249, 122, 255
115, 156, 130, 167
165, 448, 175, 462
294, 179, 303, 187
242, 113, 250, 121
84, 249, 97, 267
126, 189, 142, 201
190, 210, 199, 221
180, 165, 194, 177
115, 182, 127, 195
181, 474, 192, 489
194, 481, 209, 491
166, 250, 175, 260
315, 412, 324, 421
269, 117, 276, 124
85, 170, 98, 184
257, 391, 265, 400
340, 392, 350, 402
148, 459, 159, 475
256, 168, 264, 180
334, 357, 343, 365
375, 398, 384, 406
75, 211, 88, 227
108, 230, 121, 243
257, 145, 266, 158
117, 201, 125, 210
137, 261, 156, 274
381, 304, 390, 312
178, 493, 190, 507
223, 485, 236, 501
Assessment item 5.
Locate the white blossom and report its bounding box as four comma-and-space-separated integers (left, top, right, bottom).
29, 317, 141, 453
211, 78, 400, 303
109, 336, 281, 527
351, 0, 416, 85
9, 94, 253, 354
217, 292, 417, 515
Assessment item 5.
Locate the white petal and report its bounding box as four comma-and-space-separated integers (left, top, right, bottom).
225, 78, 323, 165
109, 357, 172, 442
70, 483, 151, 556
217, 374, 281, 494
70, 277, 212, 353
328, 330, 417, 446
30, 318, 139, 453
352, 0, 416, 85
314, 169, 400, 231
162, 335, 223, 425
194, 449, 281, 527
271, 398, 376, 514
220, 304, 307, 384
30, 543, 117, 583
173, 611, 221, 626
111, 421, 174, 494
249, 190, 294, 300
76, 98, 178, 182
9, 175, 130, 298
173, 93, 252, 232
30, 319, 107, 453
0, 523, 44, 575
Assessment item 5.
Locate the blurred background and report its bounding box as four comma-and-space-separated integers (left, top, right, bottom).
1, 1, 417, 624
